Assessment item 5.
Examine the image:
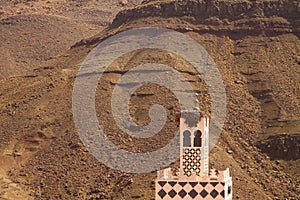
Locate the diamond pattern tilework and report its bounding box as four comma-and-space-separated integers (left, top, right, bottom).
163, 182, 172, 193
188, 189, 198, 198
183, 148, 201, 177
179, 182, 187, 187
220, 190, 225, 198
183, 182, 193, 192
178, 189, 187, 198
211, 182, 218, 187
156, 181, 226, 199
200, 182, 208, 187
210, 189, 219, 198
205, 183, 214, 193
158, 189, 167, 199
168, 181, 177, 187
158, 181, 166, 187
190, 182, 198, 188
200, 189, 209, 198
173, 183, 182, 192
194, 183, 203, 192
168, 189, 177, 198
215, 182, 225, 193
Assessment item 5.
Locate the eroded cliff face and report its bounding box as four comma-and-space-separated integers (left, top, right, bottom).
112, 0, 299, 36
72, 0, 300, 48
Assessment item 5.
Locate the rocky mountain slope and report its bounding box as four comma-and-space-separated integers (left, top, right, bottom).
0, 0, 299, 199
0, 0, 143, 79
0, 14, 98, 79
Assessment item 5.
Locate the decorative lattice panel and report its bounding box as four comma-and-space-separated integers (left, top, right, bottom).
156, 181, 226, 200
183, 148, 201, 176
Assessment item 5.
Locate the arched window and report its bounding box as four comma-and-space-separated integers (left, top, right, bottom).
183, 130, 191, 147
194, 130, 202, 147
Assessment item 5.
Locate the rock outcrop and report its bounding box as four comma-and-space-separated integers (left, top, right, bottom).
112, 0, 299, 35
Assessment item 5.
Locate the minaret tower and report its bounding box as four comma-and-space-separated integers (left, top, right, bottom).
179, 111, 210, 177
155, 111, 233, 200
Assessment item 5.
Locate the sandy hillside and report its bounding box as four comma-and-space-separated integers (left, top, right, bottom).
0, 0, 142, 79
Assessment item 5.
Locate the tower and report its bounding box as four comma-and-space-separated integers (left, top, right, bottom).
155, 111, 233, 200
180, 111, 209, 178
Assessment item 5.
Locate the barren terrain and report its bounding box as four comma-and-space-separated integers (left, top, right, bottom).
0, 0, 142, 79
0, 0, 299, 200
